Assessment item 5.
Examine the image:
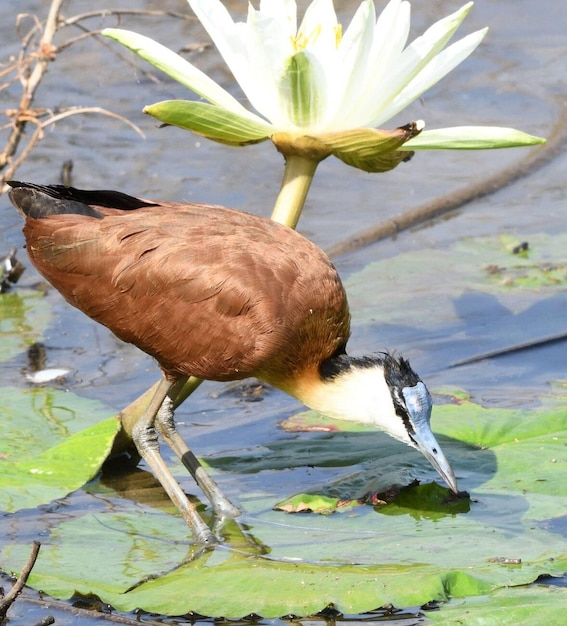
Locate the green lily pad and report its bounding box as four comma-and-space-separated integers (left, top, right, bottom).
346, 232, 567, 329
428, 584, 567, 625
274, 492, 359, 514
1, 393, 565, 618
275, 481, 470, 515
0, 386, 119, 512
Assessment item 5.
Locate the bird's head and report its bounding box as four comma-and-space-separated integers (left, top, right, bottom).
381, 354, 458, 494
291, 352, 459, 494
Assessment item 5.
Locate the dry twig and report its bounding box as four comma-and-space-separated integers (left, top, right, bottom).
0, 541, 41, 620
0, 2, 195, 193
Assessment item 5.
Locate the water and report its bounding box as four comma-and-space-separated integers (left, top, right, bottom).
0, 0, 566, 623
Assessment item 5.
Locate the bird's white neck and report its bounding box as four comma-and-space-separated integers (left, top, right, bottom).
282, 361, 412, 445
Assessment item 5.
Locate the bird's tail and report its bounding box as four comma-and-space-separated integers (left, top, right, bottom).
7, 181, 156, 219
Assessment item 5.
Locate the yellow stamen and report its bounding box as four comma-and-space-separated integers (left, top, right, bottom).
291, 24, 322, 52
334, 24, 342, 48
291, 22, 342, 52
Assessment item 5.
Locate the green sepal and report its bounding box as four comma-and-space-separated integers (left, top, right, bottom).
317, 124, 420, 172
144, 100, 273, 146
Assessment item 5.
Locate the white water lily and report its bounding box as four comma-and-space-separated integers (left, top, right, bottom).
177, 0, 482, 134
103, 0, 544, 172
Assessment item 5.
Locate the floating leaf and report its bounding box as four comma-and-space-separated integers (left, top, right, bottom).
0, 386, 119, 512
274, 492, 356, 514
344, 232, 567, 373
1, 394, 565, 617
428, 584, 567, 625
347, 232, 567, 329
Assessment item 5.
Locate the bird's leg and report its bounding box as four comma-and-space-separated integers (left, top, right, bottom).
156, 384, 241, 519
132, 376, 217, 546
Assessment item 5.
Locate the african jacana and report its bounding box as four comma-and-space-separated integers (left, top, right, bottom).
8, 181, 458, 545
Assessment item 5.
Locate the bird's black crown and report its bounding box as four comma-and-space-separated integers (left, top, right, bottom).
320, 350, 420, 387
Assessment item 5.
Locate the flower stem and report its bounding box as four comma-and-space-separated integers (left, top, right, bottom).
270, 154, 319, 228
173, 376, 204, 409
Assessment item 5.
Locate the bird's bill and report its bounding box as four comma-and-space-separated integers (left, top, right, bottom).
412, 427, 459, 494
402, 382, 459, 494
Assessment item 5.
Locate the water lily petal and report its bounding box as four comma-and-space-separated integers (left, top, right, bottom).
144, 100, 273, 146
400, 126, 546, 150
368, 0, 411, 82
245, 6, 297, 125
102, 28, 257, 121
187, 0, 280, 122
325, 0, 376, 128
345, 0, 411, 128
377, 27, 488, 126
259, 0, 297, 35
364, 2, 475, 127
188, 0, 297, 127
298, 0, 339, 56
285, 0, 339, 129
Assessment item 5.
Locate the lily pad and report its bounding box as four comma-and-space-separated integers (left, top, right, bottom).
1, 503, 565, 619
346, 232, 567, 329
428, 584, 567, 625
0, 386, 119, 512
1, 394, 565, 618
274, 491, 359, 514
344, 232, 567, 380
275, 482, 470, 515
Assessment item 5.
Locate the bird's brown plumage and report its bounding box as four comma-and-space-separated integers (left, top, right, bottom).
19, 191, 350, 390
8, 184, 460, 530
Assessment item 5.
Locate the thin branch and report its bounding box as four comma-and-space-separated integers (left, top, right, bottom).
56, 8, 192, 55
0, 106, 143, 194
23, 0, 65, 101
54, 29, 102, 50
1, 117, 43, 189
0, 541, 41, 619
0, 2, 63, 172
0, 1, 173, 185
62, 9, 192, 27
43, 106, 145, 137
15, 13, 43, 50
